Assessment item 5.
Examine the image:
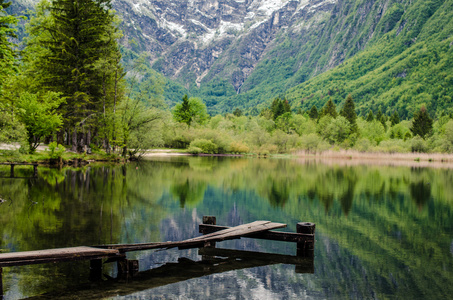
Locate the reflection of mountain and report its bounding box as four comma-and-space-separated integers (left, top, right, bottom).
1, 158, 453, 299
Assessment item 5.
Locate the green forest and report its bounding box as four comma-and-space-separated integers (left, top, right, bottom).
1, 0, 453, 159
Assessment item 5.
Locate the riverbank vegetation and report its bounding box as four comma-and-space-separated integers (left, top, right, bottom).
1, 0, 453, 162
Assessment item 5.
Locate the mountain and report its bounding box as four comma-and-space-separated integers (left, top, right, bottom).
8, 0, 453, 116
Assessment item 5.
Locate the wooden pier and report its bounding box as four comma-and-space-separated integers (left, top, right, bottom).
0, 217, 315, 297
0, 162, 39, 178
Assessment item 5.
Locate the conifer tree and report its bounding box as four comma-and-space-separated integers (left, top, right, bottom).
309, 105, 318, 120
411, 106, 433, 139
24, 0, 123, 151
366, 110, 374, 122
321, 98, 337, 118
0, 0, 18, 93
340, 94, 358, 133
390, 111, 400, 126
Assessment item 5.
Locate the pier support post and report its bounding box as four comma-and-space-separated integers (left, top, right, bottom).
202, 216, 216, 248
0, 267, 3, 299
33, 164, 38, 177
10, 165, 14, 178
201, 216, 216, 262
117, 259, 139, 278
89, 259, 103, 281
296, 222, 315, 258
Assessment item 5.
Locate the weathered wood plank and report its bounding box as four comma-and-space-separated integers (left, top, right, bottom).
0, 247, 120, 267
100, 221, 287, 252
199, 224, 314, 243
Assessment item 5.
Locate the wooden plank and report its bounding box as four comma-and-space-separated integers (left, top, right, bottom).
0, 247, 120, 267
100, 221, 287, 252
199, 224, 314, 243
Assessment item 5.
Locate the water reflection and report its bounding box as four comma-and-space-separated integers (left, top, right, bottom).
0, 157, 452, 299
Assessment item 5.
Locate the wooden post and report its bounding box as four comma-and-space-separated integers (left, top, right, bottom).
296, 222, 315, 257
33, 164, 38, 177
117, 259, 139, 278
202, 216, 216, 248
89, 259, 103, 281
201, 216, 216, 262
10, 165, 14, 178
0, 267, 3, 299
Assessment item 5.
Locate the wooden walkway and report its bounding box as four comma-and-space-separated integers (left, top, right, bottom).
0, 218, 315, 297
0, 162, 39, 178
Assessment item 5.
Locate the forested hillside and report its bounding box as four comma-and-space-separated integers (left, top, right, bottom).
286, 0, 453, 119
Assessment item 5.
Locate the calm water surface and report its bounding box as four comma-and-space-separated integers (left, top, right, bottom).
0, 157, 452, 299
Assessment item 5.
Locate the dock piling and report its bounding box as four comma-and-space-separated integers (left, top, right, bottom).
296, 222, 315, 257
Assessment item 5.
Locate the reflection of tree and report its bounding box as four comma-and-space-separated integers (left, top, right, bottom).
268, 181, 289, 208
339, 182, 355, 216
171, 179, 206, 208
409, 181, 431, 209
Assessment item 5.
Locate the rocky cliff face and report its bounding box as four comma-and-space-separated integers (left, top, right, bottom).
114, 0, 337, 91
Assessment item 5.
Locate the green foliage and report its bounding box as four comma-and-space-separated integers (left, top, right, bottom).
340, 94, 358, 133
47, 142, 65, 159
0, 0, 18, 93
15, 92, 64, 152
189, 139, 218, 154
173, 95, 209, 126
410, 136, 428, 153
309, 105, 318, 120
411, 106, 433, 139
366, 110, 374, 122
321, 98, 337, 118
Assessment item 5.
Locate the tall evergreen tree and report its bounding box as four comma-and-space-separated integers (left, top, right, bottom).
340, 94, 358, 133
321, 98, 337, 118
411, 106, 433, 139
309, 105, 318, 120
24, 0, 124, 151
390, 111, 400, 126
0, 0, 18, 93
366, 110, 374, 122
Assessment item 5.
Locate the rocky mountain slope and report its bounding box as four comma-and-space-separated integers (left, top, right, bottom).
8, 0, 453, 116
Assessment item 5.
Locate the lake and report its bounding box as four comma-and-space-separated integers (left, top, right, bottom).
0, 156, 452, 299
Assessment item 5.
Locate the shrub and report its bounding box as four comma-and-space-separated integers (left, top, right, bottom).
48, 142, 65, 159
189, 139, 218, 154
410, 136, 428, 153
230, 141, 250, 153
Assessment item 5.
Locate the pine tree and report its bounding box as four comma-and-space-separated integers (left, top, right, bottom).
24, 0, 123, 151
0, 0, 18, 93
271, 98, 286, 120
309, 105, 318, 120
390, 111, 400, 126
366, 110, 374, 122
340, 94, 358, 133
321, 98, 337, 118
411, 106, 433, 139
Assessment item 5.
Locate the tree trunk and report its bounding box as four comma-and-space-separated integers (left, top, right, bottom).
72, 127, 77, 152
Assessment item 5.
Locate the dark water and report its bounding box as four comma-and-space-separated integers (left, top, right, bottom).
0, 157, 452, 299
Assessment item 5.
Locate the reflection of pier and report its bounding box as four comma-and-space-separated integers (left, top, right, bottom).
0, 216, 315, 298
0, 162, 38, 178
26, 248, 314, 299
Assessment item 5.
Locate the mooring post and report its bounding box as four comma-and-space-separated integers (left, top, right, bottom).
33, 164, 38, 177
296, 222, 316, 257
202, 216, 217, 248
89, 259, 103, 281
10, 165, 14, 178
